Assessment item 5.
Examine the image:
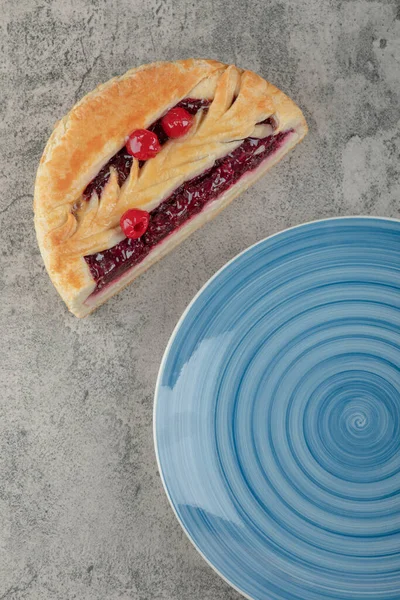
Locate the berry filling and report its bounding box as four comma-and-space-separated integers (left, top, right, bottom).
83, 147, 133, 201
84, 128, 292, 294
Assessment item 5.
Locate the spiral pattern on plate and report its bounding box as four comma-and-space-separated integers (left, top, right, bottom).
155, 218, 400, 600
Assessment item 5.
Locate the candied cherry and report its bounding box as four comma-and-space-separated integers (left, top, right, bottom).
126, 129, 161, 160
161, 107, 194, 138
120, 209, 150, 239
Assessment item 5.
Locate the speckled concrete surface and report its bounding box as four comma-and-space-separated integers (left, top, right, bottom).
0, 0, 399, 598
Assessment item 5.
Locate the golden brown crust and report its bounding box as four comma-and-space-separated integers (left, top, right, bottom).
34, 59, 308, 317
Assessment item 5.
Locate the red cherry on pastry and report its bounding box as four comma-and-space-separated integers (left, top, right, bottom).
161, 107, 194, 138
126, 129, 161, 160
120, 209, 150, 239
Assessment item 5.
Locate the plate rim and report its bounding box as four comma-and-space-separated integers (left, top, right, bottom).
153, 214, 400, 600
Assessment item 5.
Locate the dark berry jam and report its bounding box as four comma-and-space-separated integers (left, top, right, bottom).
83, 147, 133, 201
84, 129, 291, 293
176, 98, 212, 114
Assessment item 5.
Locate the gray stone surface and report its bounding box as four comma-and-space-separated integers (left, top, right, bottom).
0, 0, 399, 597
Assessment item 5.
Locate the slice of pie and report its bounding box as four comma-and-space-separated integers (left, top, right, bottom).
34, 59, 307, 317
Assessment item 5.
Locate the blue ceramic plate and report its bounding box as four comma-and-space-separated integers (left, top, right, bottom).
154, 217, 400, 600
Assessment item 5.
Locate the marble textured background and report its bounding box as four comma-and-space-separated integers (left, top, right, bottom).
0, 0, 399, 598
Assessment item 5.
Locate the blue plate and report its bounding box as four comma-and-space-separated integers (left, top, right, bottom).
154, 217, 400, 600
